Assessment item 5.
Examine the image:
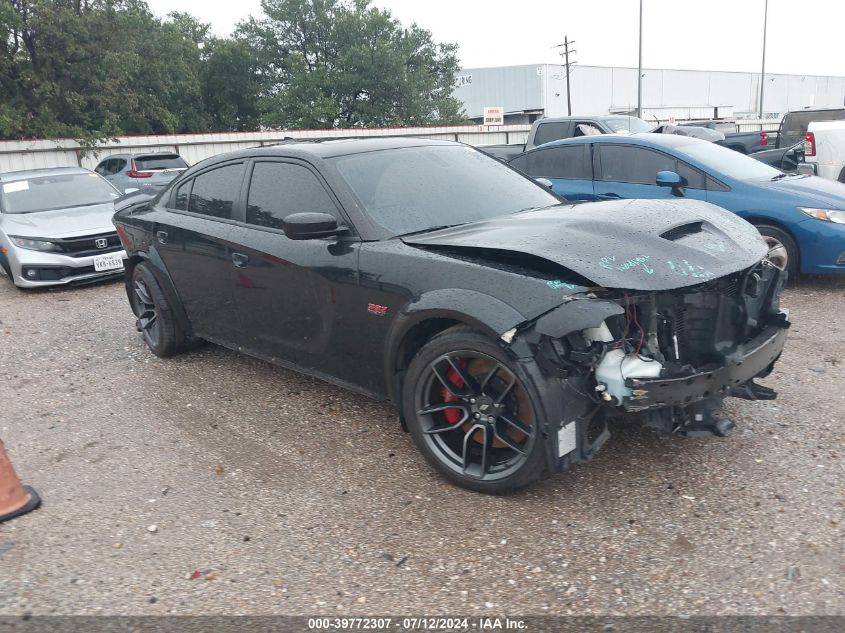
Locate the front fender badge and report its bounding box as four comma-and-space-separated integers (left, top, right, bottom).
367, 303, 389, 316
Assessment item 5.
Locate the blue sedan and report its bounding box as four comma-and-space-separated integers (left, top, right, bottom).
509, 134, 845, 276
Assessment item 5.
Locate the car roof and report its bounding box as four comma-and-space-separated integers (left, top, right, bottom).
102, 152, 182, 159
196, 137, 458, 164
0, 166, 92, 182
538, 132, 707, 151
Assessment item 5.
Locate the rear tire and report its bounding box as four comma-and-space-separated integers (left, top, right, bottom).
401, 325, 548, 494
838, 168, 845, 183
755, 224, 799, 280
129, 262, 186, 358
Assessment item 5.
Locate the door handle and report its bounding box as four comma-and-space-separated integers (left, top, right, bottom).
597, 192, 622, 199
231, 252, 249, 268
156, 230, 168, 244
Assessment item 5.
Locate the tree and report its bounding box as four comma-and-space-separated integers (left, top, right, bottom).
237, 0, 467, 129
0, 0, 210, 140
200, 38, 262, 132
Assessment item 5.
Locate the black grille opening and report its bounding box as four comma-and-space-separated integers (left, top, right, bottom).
55, 232, 122, 258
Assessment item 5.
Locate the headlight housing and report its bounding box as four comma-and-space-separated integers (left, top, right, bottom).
9, 236, 62, 252
798, 208, 845, 224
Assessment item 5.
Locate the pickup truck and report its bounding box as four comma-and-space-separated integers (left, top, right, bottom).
805, 120, 845, 182
773, 107, 845, 150
749, 141, 808, 174
678, 120, 777, 154
480, 115, 653, 161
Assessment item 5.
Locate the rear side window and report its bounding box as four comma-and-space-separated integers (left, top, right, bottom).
514, 145, 591, 180
188, 163, 244, 219
597, 146, 675, 185
95, 158, 125, 176
246, 162, 337, 230
135, 154, 188, 171
533, 122, 570, 147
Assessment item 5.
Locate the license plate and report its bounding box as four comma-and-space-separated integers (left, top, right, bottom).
93, 252, 124, 272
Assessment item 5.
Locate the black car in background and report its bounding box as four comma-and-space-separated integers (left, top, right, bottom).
113, 139, 789, 493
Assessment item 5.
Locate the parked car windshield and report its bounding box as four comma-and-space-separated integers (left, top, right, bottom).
332, 145, 561, 236
134, 154, 188, 171
603, 117, 653, 134
676, 140, 783, 180
0, 173, 120, 214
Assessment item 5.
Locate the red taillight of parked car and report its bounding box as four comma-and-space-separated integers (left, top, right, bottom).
126, 160, 153, 178
760, 131, 768, 147
804, 132, 816, 157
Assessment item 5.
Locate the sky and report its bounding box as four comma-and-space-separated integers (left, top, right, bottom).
146, 0, 845, 77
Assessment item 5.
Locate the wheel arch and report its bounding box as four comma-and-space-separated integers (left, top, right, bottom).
384, 290, 528, 417
742, 215, 801, 271
126, 248, 193, 337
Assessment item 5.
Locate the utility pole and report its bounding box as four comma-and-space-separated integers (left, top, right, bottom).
759, 0, 769, 118
554, 37, 577, 116
637, 0, 643, 118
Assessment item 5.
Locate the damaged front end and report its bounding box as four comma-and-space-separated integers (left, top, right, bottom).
505, 258, 790, 474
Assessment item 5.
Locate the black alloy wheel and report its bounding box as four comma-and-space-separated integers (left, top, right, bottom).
132, 276, 161, 349
403, 326, 547, 494
129, 262, 185, 358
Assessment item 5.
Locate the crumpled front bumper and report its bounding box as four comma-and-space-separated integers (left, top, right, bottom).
623, 317, 790, 412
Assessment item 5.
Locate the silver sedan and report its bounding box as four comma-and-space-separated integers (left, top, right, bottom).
0, 167, 126, 288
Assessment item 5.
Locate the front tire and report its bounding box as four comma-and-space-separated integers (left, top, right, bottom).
401, 326, 547, 494
756, 224, 798, 280
130, 262, 185, 358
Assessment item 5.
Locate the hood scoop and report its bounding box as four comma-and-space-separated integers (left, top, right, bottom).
661, 221, 703, 241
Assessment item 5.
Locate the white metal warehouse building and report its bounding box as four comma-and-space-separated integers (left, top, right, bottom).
453, 64, 845, 124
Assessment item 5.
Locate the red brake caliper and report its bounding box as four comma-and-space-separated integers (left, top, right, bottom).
442, 361, 466, 424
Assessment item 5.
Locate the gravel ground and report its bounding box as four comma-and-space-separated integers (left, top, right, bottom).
0, 275, 842, 617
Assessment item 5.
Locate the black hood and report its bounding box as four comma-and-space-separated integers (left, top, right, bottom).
403, 199, 767, 291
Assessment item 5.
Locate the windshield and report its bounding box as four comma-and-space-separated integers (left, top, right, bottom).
332, 145, 561, 236
676, 140, 782, 180
0, 172, 120, 214
603, 117, 653, 134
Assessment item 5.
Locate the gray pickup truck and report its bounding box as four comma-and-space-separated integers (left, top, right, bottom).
480, 115, 727, 161
480, 116, 654, 161
678, 120, 777, 154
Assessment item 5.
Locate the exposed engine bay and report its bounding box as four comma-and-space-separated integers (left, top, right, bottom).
508, 258, 790, 473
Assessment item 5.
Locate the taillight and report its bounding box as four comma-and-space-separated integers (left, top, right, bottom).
760, 131, 768, 147
126, 160, 152, 178
805, 132, 816, 157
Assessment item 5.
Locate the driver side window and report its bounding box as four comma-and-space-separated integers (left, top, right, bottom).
597, 146, 675, 184
597, 145, 705, 189
245, 162, 338, 231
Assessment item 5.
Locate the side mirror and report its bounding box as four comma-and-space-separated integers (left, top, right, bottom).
535, 177, 554, 189
656, 170, 687, 196
282, 212, 346, 240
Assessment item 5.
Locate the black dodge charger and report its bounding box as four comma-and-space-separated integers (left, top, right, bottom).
113, 138, 790, 494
